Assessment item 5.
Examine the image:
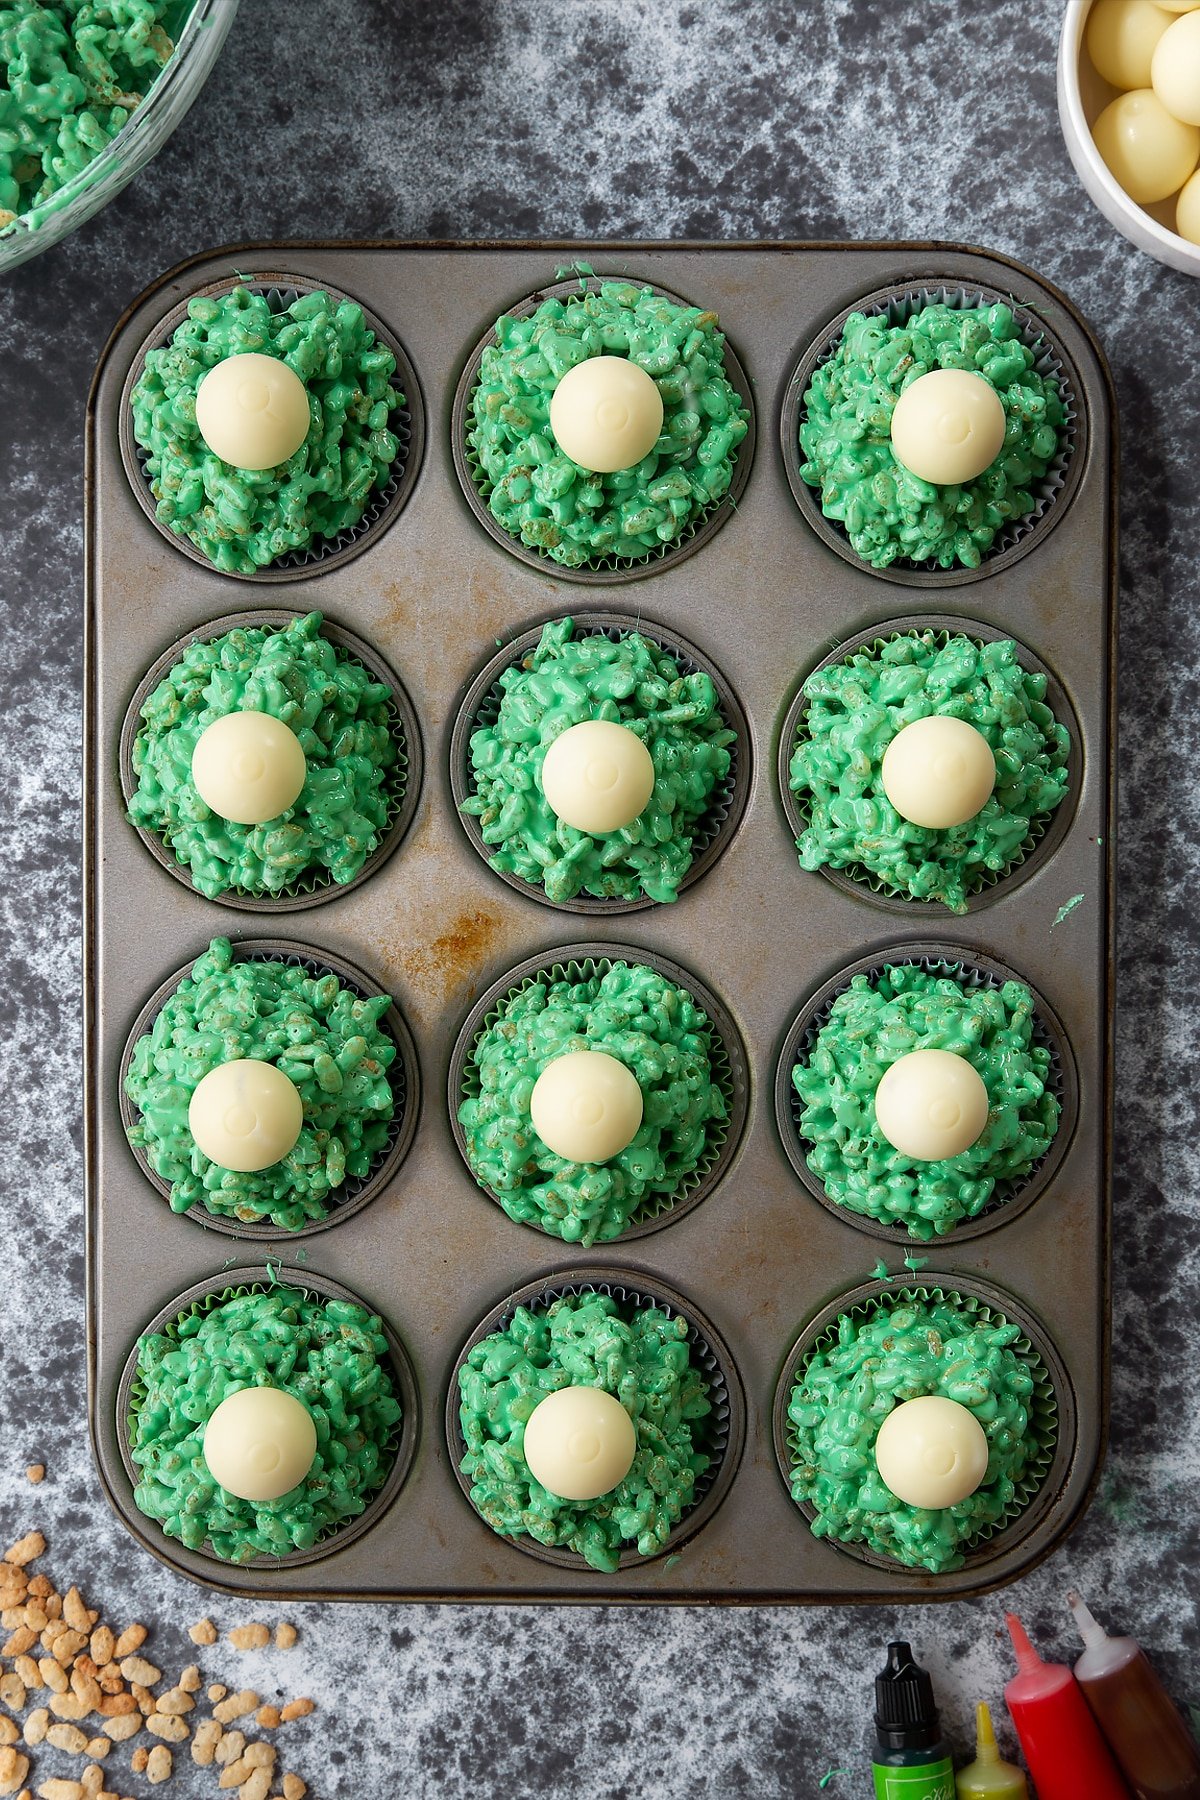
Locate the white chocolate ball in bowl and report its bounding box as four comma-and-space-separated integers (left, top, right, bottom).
1152, 9, 1200, 125
1085, 0, 1170, 89
1091, 88, 1199, 202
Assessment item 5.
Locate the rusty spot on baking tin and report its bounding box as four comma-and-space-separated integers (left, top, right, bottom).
397, 907, 505, 1003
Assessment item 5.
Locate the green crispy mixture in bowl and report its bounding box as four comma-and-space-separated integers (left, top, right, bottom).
126, 611, 404, 901
124, 937, 400, 1231
458, 957, 730, 1246
130, 284, 405, 572
457, 1289, 715, 1571
785, 1289, 1056, 1573
466, 279, 750, 568
461, 617, 737, 907
0, 0, 183, 231
128, 1284, 403, 1562
788, 629, 1070, 912
798, 299, 1068, 571
792, 964, 1060, 1240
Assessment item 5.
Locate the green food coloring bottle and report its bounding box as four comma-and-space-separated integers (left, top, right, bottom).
872, 1641, 956, 1800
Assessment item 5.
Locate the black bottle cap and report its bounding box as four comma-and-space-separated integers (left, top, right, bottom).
874, 1641, 941, 1751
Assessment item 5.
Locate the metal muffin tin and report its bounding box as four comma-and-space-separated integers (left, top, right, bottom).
85, 241, 1115, 1602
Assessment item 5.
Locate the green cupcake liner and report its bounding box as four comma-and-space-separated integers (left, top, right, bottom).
776, 945, 1077, 1242
778, 615, 1080, 912
451, 274, 755, 583
118, 1268, 417, 1570
448, 946, 748, 1243
775, 1280, 1064, 1575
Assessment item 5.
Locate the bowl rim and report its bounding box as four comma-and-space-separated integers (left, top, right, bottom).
1057, 0, 1200, 273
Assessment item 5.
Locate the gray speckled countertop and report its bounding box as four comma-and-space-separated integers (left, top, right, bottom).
1, 2, 1198, 1796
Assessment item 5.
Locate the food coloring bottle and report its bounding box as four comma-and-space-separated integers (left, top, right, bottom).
955, 1701, 1028, 1799
872, 1640, 956, 1799
1003, 1611, 1131, 1799
1069, 1589, 1200, 1799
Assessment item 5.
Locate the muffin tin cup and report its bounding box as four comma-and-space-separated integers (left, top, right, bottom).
448, 943, 749, 1245
781, 278, 1086, 586
450, 611, 750, 915
118, 939, 421, 1241
772, 1274, 1073, 1577
118, 272, 425, 582
116, 1266, 420, 1571
119, 608, 423, 912
773, 943, 1079, 1244
451, 272, 756, 583
445, 1267, 745, 1571
777, 613, 1082, 914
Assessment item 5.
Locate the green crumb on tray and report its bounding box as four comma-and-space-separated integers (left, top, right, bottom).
799, 300, 1067, 570
0, 0, 184, 232
789, 630, 1069, 911
461, 616, 735, 906
129, 1285, 402, 1561
129, 284, 404, 571
126, 610, 402, 900
467, 278, 749, 566
124, 937, 398, 1231
458, 958, 728, 1245
458, 1290, 713, 1571
793, 964, 1059, 1239
787, 1290, 1052, 1572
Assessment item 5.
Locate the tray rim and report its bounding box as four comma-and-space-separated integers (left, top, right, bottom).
83, 237, 1117, 1605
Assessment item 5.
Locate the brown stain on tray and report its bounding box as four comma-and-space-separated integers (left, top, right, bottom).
395, 906, 506, 1010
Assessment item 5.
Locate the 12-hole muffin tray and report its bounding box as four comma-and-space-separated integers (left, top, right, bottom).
84, 242, 1115, 1602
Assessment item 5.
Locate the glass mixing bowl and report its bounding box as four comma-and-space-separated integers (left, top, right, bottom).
0, 0, 239, 276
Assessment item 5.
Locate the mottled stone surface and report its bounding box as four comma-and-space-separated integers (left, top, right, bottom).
1, 1, 1198, 1795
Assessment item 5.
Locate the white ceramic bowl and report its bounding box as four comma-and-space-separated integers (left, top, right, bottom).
1058, 0, 1200, 277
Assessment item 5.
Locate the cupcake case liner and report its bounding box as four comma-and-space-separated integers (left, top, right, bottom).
449, 611, 751, 915
118, 938, 421, 1241
86, 240, 1114, 1604
447, 943, 749, 1243
776, 612, 1083, 915
118, 607, 423, 912
780, 278, 1086, 586
115, 1266, 420, 1572
118, 273, 425, 582
444, 1266, 745, 1570
773, 942, 1078, 1243
771, 1275, 1073, 1581
451, 273, 756, 583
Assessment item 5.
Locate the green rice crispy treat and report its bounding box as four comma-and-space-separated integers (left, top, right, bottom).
468, 279, 749, 566
125, 936, 398, 1231
462, 616, 735, 906
799, 301, 1066, 570
792, 964, 1059, 1240
127, 611, 402, 900
0, 1, 181, 232
789, 630, 1069, 912
787, 1291, 1050, 1572
130, 1285, 402, 1562
458, 959, 728, 1246
458, 1290, 713, 1572
130, 285, 404, 572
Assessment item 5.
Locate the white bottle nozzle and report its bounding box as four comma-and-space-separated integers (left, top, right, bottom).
1068, 1588, 1110, 1652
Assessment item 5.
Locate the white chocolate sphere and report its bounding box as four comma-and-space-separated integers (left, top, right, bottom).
522, 1386, 636, 1500
1086, 0, 1171, 89
549, 356, 664, 472
1153, 10, 1200, 125
202, 1386, 317, 1502
195, 352, 311, 470
880, 716, 996, 830
1092, 89, 1200, 203
874, 1396, 990, 1509
874, 1049, 990, 1162
1158, 2, 1200, 13
191, 710, 307, 826
188, 1058, 303, 1172
889, 369, 1007, 485
1177, 166, 1200, 237
529, 1050, 643, 1164
540, 720, 655, 835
